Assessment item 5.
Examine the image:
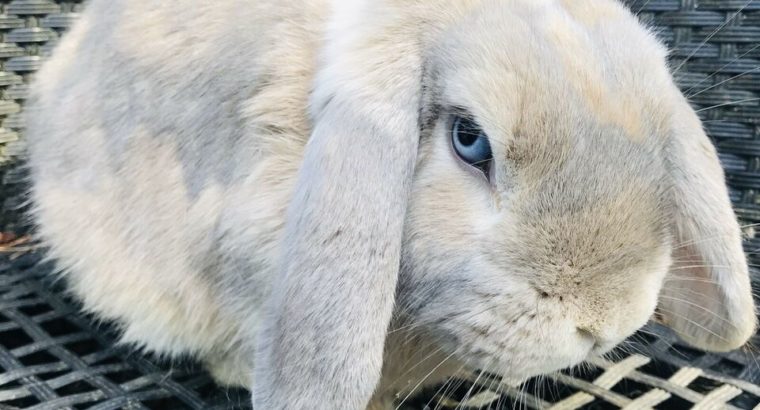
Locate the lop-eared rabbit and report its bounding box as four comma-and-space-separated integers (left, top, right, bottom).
25, 0, 756, 408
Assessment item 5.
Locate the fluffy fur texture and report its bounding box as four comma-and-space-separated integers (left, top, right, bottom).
25, 0, 756, 408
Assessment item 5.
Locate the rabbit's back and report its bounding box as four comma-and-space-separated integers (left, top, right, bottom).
25, 0, 324, 360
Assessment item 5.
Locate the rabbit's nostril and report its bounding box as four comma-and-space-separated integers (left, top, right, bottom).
576, 326, 596, 343
534, 287, 551, 298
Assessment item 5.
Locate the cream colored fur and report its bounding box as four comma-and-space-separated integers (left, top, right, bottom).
25, 0, 756, 409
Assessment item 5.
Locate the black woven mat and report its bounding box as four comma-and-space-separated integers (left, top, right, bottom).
3, 249, 760, 410
0, 251, 252, 410
2, 0, 760, 409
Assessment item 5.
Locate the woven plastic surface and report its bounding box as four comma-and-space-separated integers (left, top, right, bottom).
2, 250, 760, 410
0, 0, 760, 409
0, 252, 252, 410
0, 0, 83, 234
0, 0, 82, 164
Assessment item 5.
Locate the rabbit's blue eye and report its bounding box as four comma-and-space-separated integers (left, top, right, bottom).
451, 115, 492, 176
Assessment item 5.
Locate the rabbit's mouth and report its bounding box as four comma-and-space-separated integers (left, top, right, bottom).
428, 321, 597, 384
490, 341, 622, 387
589, 340, 622, 356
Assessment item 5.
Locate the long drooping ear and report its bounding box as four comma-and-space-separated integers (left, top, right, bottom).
252, 3, 425, 409
659, 98, 756, 352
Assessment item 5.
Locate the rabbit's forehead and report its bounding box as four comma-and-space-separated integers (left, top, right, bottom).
434, 0, 675, 146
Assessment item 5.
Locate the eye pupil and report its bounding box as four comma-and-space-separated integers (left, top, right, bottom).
451, 115, 493, 178
458, 131, 478, 146
454, 117, 481, 146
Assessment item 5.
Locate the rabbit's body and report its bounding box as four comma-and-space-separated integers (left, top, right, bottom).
27, 0, 320, 385
28, 0, 458, 399
26, 0, 757, 409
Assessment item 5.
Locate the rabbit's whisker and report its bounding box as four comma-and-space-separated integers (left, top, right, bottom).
656, 295, 736, 328
687, 66, 760, 98
431, 378, 458, 410
741, 247, 760, 256
629, 330, 686, 361
694, 97, 760, 113
455, 362, 492, 410
429, 364, 469, 410
635, 0, 655, 14
654, 306, 732, 343
395, 350, 458, 410
535, 374, 545, 410
664, 279, 760, 299
491, 372, 507, 410
670, 223, 760, 250
490, 380, 503, 410
683, 43, 760, 96
671, 0, 753, 75
663, 283, 760, 301
665, 275, 724, 284
616, 339, 644, 359
668, 264, 731, 270
382, 342, 447, 396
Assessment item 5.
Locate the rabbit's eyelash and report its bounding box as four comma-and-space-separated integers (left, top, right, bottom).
442, 107, 513, 150
444, 111, 515, 157
447, 105, 475, 120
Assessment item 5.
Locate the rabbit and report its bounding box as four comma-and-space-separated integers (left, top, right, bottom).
24, 0, 757, 408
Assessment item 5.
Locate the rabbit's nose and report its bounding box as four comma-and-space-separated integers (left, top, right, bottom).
575, 326, 608, 354
576, 326, 606, 351
576, 323, 612, 345
576, 323, 625, 354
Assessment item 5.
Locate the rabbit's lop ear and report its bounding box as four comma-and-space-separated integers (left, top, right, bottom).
252, 4, 424, 410
659, 100, 756, 352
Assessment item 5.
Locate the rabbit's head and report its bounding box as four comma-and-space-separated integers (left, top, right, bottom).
397, 0, 756, 382
254, 0, 756, 407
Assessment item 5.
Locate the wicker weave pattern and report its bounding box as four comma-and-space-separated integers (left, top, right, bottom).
0, 0, 83, 234
0, 0, 760, 409
0, 0, 82, 164
630, 0, 760, 235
